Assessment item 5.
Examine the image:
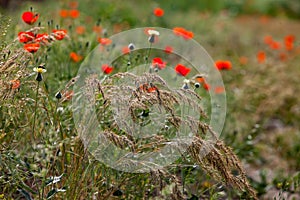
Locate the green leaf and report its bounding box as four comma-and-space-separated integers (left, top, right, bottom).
46, 189, 57, 199
46, 187, 66, 199
18, 188, 33, 200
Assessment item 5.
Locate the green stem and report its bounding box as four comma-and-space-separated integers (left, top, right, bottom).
144, 43, 152, 73
54, 100, 59, 129
32, 81, 40, 139
55, 99, 66, 172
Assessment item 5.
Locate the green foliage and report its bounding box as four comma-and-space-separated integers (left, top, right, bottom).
0, 14, 10, 51
1, 0, 300, 199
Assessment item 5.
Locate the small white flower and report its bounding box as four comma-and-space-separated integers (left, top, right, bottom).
147, 29, 160, 36
183, 79, 190, 84
33, 66, 47, 73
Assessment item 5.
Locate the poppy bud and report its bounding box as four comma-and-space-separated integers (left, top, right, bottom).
55, 92, 62, 99
194, 83, 200, 88
128, 43, 135, 51
182, 83, 189, 90
148, 35, 155, 43
141, 110, 149, 117
113, 189, 123, 196
96, 18, 101, 26
36, 73, 43, 82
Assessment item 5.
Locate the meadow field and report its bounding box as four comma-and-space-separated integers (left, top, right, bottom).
1, 0, 300, 199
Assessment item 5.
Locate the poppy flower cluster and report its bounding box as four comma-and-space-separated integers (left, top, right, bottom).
264, 34, 296, 51
173, 27, 194, 40
263, 35, 281, 50
259, 34, 296, 63
59, 9, 80, 19
59, 2, 80, 19
139, 83, 157, 93
19, 10, 67, 53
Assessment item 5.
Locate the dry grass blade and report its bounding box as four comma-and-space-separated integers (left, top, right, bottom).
188, 137, 258, 199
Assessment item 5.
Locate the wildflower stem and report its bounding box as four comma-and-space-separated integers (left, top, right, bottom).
67, 59, 71, 79
145, 43, 152, 73
54, 98, 66, 172
32, 81, 40, 139
54, 99, 59, 129
127, 52, 132, 72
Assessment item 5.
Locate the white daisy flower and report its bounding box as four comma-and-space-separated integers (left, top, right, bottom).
147, 29, 160, 36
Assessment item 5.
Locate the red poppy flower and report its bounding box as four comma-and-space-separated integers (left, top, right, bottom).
69, 9, 80, 19
22, 11, 39, 25
101, 64, 113, 74
76, 26, 85, 35
284, 35, 295, 51
270, 41, 281, 50
214, 86, 225, 94
98, 37, 112, 45
285, 42, 293, 51
173, 27, 194, 40
215, 60, 232, 70
70, 52, 83, 62
18, 31, 35, 43
10, 80, 20, 89
175, 64, 191, 76
152, 57, 166, 70
139, 84, 157, 93
153, 7, 164, 17
173, 27, 185, 36
196, 77, 205, 83
59, 9, 69, 18
52, 29, 67, 40
257, 51, 266, 63
263, 35, 273, 45
64, 90, 74, 101
24, 43, 40, 53
239, 56, 248, 65
35, 33, 49, 43
203, 83, 210, 91
285, 35, 295, 43
93, 25, 102, 34
122, 46, 130, 54
164, 46, 173, 54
